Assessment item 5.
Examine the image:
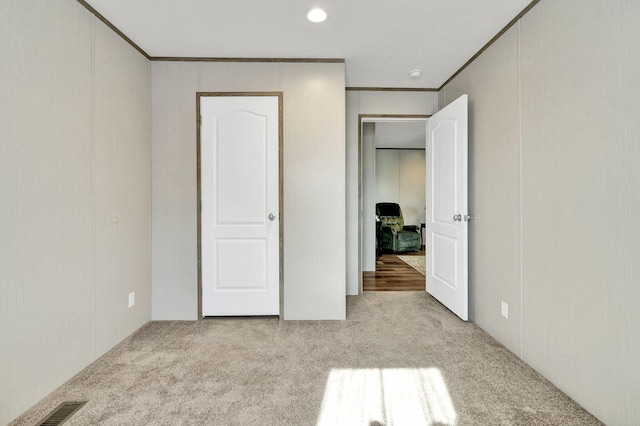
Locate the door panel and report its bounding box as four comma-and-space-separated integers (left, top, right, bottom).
215, 111, 267, 224
432, 234, 457, 288
433, 121, 457, 223
215, 239, 267, 290
426, 94, 468, 321
201, 95, 280, 316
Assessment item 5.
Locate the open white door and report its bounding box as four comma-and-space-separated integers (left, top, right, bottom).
426, 94, 469, 321
201, 95, 280, 316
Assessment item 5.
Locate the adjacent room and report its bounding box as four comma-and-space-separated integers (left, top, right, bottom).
362, 120, 428, 291
2, 0, 638, 425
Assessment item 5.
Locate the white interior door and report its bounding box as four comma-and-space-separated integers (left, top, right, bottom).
201, 96, 280, 316
426, 94, 469, 321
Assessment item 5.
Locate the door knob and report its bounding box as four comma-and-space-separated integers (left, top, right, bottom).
453, 214, 462, 222
268, 213, 276, 221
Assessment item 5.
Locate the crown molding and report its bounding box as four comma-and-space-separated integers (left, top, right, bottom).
346, 87, 438, 92
439, 0, 542, 90
76, 0, 150, 59
151, 57, 344, 63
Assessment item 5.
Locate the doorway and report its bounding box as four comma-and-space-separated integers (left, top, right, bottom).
197, 93, 284, 318
358, 115, 429, 293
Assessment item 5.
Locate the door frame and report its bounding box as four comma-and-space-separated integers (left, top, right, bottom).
196, 92, 284, 320
357, 114, 430, 294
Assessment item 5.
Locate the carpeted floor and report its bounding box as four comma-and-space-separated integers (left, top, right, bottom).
11, 292, 602, 425
397, 254, 426, 275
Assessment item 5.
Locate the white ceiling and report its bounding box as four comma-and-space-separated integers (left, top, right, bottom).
375, 122, 426, 149
85, 0, 532, 88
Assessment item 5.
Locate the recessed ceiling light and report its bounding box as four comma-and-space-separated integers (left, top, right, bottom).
307, 8, 327, 23
408, 69, 422, 79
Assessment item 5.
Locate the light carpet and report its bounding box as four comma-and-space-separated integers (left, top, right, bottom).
398, 254, 426, 275
11, 292, 601, 425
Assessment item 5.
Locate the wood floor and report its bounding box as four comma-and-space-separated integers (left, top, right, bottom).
363, 251, 425, 291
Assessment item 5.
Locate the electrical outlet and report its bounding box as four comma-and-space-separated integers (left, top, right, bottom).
128, 292, 135, 308
501, 300, 508, 319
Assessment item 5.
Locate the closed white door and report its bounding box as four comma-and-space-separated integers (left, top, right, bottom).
201, 95, 280, 316
426, 94, 469, 321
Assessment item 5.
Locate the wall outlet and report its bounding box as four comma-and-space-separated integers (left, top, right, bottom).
128, 292, 135, 308
501, 300, 508, 319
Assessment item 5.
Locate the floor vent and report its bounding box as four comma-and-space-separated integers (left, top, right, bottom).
37, 401, 87, 426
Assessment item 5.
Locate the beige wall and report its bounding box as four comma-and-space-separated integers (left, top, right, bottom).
0, 1, 151, 424
93, 18, 152, 358
441, 1, 640, 423
346, 91, 438, 293
151, 61, 346, 320
442, 25, 522, 356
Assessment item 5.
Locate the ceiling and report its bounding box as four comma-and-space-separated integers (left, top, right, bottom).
84, 0, 533, 88
375, 122, 426, 150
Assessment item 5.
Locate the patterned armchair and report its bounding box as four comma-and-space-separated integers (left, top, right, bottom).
376, 202, 421, 253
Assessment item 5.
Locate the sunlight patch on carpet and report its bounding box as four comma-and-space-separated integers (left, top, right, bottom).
397, 255, 426, 275
317, 368, 456, 426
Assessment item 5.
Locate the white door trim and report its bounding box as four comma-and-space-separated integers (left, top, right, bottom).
357, 114, 430, 294
197, 92, 284, 319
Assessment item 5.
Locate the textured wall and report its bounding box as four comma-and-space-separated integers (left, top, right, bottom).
151, 61, 346, 320
0, 1, 151, 424
150, 62, 199, 320
519, 1, 640, 423
346, 91, 438, 294
441, 0, 640, 423
93, 17, 151, 358
441, 25, 522, 355
0, 2, 93, 423
281, 63, 347, 320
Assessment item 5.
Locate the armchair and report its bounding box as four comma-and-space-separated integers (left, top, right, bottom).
376, 202, 421, 253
